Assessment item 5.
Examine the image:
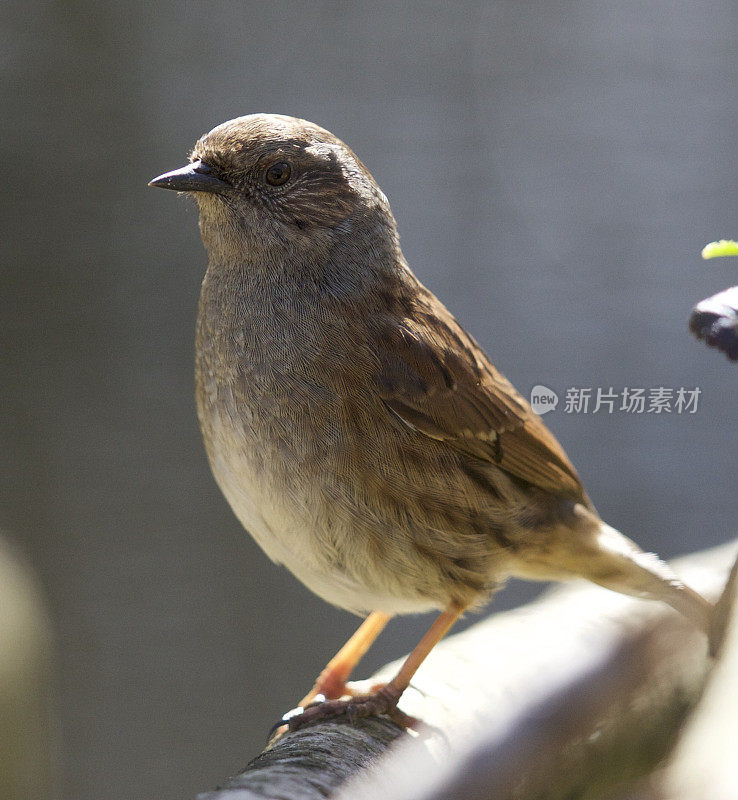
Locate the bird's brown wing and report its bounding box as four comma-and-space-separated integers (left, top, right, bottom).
374, 288, 586, 502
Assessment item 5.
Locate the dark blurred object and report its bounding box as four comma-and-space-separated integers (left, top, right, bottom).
0, 536, 54, 800
689, 286, 738, 362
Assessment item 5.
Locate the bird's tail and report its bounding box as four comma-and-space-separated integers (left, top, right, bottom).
582, 520, 713, 634
514, 503, 714, 637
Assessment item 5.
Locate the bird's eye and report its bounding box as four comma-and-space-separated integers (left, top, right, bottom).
264, 161, 292, 187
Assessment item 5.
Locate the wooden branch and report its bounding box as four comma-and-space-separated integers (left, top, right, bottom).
651, 552, 738, 800
198, 718, 402, 800
196, 541, 737, 800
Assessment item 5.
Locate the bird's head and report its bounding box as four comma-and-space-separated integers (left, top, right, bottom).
149, 114, 395, 262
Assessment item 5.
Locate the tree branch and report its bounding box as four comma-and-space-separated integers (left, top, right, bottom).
651, 551, 738, 800
196, 541, 737, 800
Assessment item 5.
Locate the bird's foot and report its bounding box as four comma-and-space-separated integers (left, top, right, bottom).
287, 683, 416, 731
266, 696, 326, 744
267, 683, 416, 742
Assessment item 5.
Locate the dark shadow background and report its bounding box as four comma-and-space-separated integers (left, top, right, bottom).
2, 2, 737, 799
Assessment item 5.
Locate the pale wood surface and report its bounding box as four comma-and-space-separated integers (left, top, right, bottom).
653, 554, 738, 800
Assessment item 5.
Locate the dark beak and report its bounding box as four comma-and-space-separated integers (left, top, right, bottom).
148, 160, 230, 194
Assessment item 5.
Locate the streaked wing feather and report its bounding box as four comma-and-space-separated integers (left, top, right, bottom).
375, 289, 585, 501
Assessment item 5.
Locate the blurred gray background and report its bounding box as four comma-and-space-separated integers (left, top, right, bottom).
2, 1, 737, 798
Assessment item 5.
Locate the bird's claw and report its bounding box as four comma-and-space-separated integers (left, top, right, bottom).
266, 694, 327, 742
286, 684, 414, 731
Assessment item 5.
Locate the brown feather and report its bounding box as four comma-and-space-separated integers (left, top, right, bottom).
374, 282, 587, 503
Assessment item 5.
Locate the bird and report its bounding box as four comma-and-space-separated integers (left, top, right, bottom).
149, 114, 713, 731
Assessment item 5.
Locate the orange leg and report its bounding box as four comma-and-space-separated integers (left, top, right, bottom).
289, 602, 464, 731
382, 601, 462, 697
299, 610, 391, 706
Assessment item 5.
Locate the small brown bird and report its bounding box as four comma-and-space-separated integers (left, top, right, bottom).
149, 114, 712, 730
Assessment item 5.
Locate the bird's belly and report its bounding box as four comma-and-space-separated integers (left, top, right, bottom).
210, 450, 439, 615
203, 407, 440, 616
